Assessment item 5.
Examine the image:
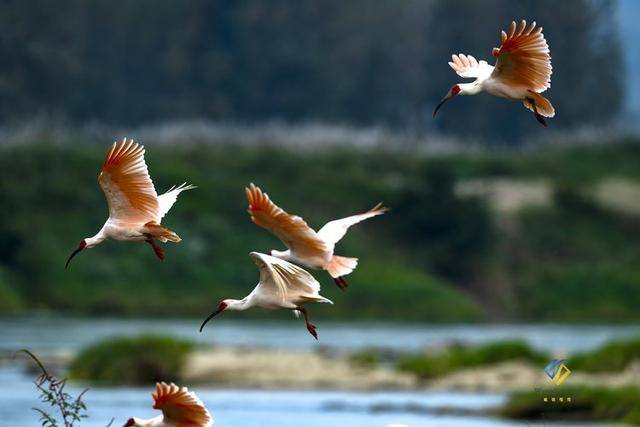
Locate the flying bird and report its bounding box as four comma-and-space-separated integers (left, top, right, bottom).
245, 183, 387, 290
66, 138, 195, 268
433, 19, 554, 126
200, 252, 332, 339
124, 382, 213, 427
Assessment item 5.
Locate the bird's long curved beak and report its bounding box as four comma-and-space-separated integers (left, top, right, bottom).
65, 245, 84, 269
199, 308, 223, 332
433, 93, 453, 117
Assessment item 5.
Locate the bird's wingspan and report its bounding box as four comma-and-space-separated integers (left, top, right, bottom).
245, 183, 329, 257
317, 203, 388, 246
152, 382, 213, 427
448, 54, 494, 79
98, 138, 159, 224
158, 183, 196, 220
491, 20, 552, 92
250, 252, 330, 303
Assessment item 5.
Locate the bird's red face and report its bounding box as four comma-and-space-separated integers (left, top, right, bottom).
199, 301, 228, 332
65, 239, 87, 269
433, 84, 461, 117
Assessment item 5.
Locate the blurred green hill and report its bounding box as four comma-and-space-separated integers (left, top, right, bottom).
1, 138, 639, 321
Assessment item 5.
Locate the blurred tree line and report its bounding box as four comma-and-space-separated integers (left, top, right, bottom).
0, 0, 623, 142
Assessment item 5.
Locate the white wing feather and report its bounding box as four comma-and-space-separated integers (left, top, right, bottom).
448, 54, 494, 80
317, 203, 388, 246
157, 183, 196, 220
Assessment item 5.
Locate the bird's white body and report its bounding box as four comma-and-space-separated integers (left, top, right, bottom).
270, 248, 326, 270
225, 252, 332, 311
200, 252, 332, 339
458, 75, 531, 101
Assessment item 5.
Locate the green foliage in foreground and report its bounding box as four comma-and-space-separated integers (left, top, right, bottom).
396, 340, 548, 380
69, 335, 194, 385
570, 338, 640, 373
18, 350, 105, 427
2, 140, 640, 321
501, 386, 640, 424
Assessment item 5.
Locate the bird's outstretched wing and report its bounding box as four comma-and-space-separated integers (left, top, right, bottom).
158, 183, 197, 220
245, 183, 329, 257
152, 382, 213, 427
98, 138, 159, 224
317, 203, 388, 246
448, 54, 494, 79
250, 252, 331, 304
491, 20, 552, 92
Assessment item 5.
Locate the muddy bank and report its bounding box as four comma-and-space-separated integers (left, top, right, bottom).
6, 348, 639, 392
183, 348, 416, 390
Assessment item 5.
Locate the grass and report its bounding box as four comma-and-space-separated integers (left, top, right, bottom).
69, 335, 195, 385
501, 386, 640, 424
396, 340, 548, 380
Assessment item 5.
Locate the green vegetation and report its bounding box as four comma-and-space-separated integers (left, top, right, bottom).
397, 341, 548, 380
69, 335, 194, 385
0, 269, 23, 313
2, 139, 640, 321
502, 386, 640, 424
571, 338, 640, 373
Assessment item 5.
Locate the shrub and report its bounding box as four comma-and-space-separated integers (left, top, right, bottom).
397, 340, 547, 379
69, 335, 194, 385
502, 386, 640, 424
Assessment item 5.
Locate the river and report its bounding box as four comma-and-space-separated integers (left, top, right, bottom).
1, 316, 634, 426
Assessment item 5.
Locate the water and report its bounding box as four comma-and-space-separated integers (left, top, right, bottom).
2, 315, 639, 355
0, 316, 634, 426
0, 364, 585, 427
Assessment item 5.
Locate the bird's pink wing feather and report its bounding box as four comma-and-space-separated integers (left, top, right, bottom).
98, 138, 159, 224
245, 183, 329, 257
491, 20, 552, 92
152, 382, 213, 427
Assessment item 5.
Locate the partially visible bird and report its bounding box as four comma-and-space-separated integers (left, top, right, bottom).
245, 183, 387, 290
66, 138, 195, 268
123, 382, 213, 426
433, 19, 554, 126
200, 252, 332, 339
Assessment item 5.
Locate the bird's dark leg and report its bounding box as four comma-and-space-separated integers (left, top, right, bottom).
297, 306, 318, 340
333, 277, 349, 291
144, 235, 164, 261
529, 97, 547, 127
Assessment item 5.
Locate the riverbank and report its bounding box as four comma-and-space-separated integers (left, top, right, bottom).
9, 345, 640, 392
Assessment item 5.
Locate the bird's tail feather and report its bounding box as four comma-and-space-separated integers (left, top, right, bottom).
144, 221, 181, 243
524, 91, 555, 118
324, 255, 358, 278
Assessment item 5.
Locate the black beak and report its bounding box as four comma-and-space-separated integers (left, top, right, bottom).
199, 308, 223, 332
433, 94, 452, 117
65, 246, 84, 269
